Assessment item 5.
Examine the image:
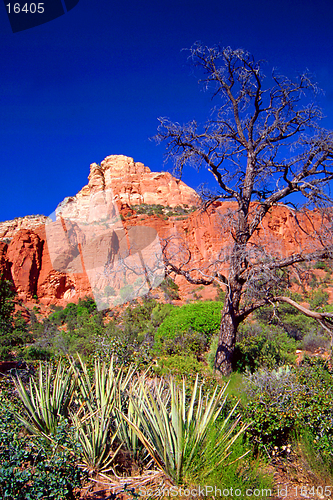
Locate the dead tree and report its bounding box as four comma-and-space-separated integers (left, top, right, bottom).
155, 43, 333, 375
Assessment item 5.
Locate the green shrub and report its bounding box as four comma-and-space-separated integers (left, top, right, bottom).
314, 261, 330, 271
159, 277, 180, 300
0, 399, 82, 499
234, 323, 296, 372
24, 345, 52, 360
244, 361, 333, 454
301, 331, 330, 352
244, 367, 298, 450
150, 303, 174, 327
153, 354, 207, 379
155, 301, 223, 354
310, 289, 330, 310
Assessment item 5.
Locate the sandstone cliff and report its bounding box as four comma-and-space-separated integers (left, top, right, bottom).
0, 155, 329, 310
82, 155, 199, 207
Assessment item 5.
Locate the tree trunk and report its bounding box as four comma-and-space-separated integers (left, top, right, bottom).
215, 296, 240, 376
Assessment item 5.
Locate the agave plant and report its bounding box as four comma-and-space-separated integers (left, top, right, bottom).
70, 356, 134, 472
12, 361, 76, 435
121, 374, 248, 483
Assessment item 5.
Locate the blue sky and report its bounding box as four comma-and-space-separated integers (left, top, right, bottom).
1, 0, 333, 222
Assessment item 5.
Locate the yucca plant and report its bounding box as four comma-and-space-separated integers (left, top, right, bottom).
12, 361, 76, 435
121, 374, 248, 483
71, 405, 120, 472
115, 377, 147, 464
70, 356, 134, 472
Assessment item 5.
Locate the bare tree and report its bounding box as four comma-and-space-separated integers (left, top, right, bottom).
155, 43, 333, 375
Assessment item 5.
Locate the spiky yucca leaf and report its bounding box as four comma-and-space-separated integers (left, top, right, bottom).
13, 362, 76, 435
70, 356, 134, 472
72, 407, 120, 472
121, 374, 248, 483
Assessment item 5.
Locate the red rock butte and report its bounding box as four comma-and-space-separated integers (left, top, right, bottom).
82, 155, 200, 207
0, 155, 329, 309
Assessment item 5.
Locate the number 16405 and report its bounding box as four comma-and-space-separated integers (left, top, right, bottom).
6, 3, 45, 14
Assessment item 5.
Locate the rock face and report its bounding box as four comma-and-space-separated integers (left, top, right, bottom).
0, 154, 328, 309
83, 155, 200, 208
6, 230, 43, 297
0, 215, 49, 241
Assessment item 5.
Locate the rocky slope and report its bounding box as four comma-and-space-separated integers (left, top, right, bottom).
0, 154, 329, 310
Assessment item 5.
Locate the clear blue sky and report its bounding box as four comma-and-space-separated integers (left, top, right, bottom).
1, 0, 333, 222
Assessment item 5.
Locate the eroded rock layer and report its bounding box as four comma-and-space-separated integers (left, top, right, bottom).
0, 155, 328, 308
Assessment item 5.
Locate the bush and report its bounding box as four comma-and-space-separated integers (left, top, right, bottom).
234, 323, 296, 372
244, 361, 333, 454
0, 398, 83, 499
301, 331, 330, 352
155, 301, 223, 355
159, 277, 180, 300
153, 354, 207, 379
310, 289, 330, 310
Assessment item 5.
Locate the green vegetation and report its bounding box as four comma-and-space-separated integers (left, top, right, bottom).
1, 265, 333, 497
1, 358, 265, 498
122, 374, 247, 484
0, 277, 32, 359
155, 301, 223, 354
0, 399, 83, 499
131, 203, 196, 218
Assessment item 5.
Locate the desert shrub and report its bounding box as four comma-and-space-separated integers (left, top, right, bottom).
244, 361, 333, 454
254, 299, 320, 341
156, 327, 207, 356
61, 310, 105, 356
30, 298, 105, 358
91, 299, 169, 365
300, 331, 330, 352
234, 323, 296, 372
313, 261, 330, 271
244, 366, 298, 450
121, 298, 157, 337
310, 289, 330, 310
48, 297, 97, 328
150, 303, 174, 327
95, 330, 143, 366
153, 354, 207, 379
0, 398, 82, 499
155, 301, 223, 354
159, 277, 180, 300
24, 345, 52, 360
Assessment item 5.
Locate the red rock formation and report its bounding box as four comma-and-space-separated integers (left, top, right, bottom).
6, 230, 43, 299
0, 215, 48, 240
0, 242, 11, 280
0, 155, 329, 309
83, 155, 200, 207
